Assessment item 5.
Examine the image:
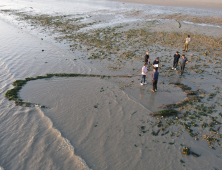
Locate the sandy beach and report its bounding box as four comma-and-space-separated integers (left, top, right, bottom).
0, 0, 222, 170
111, 0, 222, 10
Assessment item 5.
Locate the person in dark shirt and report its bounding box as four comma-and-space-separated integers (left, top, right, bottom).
180, 54, 188, 76
172, 51, 180, 70
144, 52, 150, 64
153, 57, 159, 71
152, 68, 159, 92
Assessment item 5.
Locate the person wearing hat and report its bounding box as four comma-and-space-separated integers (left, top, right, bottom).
153, 57, 159, 71
172, 51, 180, 70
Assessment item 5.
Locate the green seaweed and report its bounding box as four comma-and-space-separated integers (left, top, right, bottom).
169, 142, 175, 145
180, 159, 185, 163
151, 109, 179, 117
140, 126, 146, 130
5, 73, 132, 107
161, 131, 169, 136
151, 130, 160, 136
182, 147, 190, 155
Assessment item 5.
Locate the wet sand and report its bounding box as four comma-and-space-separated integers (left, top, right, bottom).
17, 18, 222, 169
1, 0, 222, 170
111, 0, 222, 10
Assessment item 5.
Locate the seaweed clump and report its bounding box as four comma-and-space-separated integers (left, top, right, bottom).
182, 147, 200, 157
158, 96, 200, 109
151, 109, 179, 117
5, 73, 131, 107
5, 80, 28, 104
158, 83, 200, 109
182, 147, 190, 155
5, 74, 54, 105
5, 74, 54, 106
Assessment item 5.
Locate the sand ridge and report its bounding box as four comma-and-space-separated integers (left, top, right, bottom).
110, 0, 222, 10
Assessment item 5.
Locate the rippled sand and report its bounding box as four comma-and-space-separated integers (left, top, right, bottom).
0, 0, 222, 170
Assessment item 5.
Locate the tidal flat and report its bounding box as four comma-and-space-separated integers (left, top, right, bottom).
1, 1, 222, 170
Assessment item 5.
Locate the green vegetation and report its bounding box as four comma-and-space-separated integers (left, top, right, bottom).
182, 147, 190, 155
158, 96, 200, 109
180, 159, 185, 163
5, 73, 131, 107
158, 83, 200, 109
151, 109, 179, 117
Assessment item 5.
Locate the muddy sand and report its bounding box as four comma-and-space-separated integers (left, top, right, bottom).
1, 1, 222, 170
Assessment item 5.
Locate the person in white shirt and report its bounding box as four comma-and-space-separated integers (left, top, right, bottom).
140, 62, 148, 85
152, 57, 159, 71
183, 35, 191, 52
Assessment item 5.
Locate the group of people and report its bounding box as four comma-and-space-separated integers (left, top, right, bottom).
140, 35, 190, 92
140, 53, 159, 92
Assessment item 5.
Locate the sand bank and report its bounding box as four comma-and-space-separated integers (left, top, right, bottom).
1, 0, 222, 169
16, 18, 222, 169
110, 0, 222, 10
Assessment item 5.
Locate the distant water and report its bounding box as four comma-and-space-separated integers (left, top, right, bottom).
0, 0, 221, 170
1, 0, 222, 15
1, 0, 221, 32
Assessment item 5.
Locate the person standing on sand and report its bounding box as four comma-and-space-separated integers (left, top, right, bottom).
152, 68, 159, 92
183, 35, 191, 52
172, 51, 180, 70
153, 57, 159, 71
144, 51, 150, 64
140, 63, 148, 85
180, 54, 188, 76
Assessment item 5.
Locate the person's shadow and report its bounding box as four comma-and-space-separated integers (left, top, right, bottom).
169, 74, 182, 84
148, 89, 157, 111
139, 86, 145, 101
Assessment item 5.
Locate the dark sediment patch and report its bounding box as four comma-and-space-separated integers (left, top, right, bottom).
151, 109, 179, 117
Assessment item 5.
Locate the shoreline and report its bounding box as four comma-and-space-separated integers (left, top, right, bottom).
110, 0, 222, 11
1, 0, 222, 169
